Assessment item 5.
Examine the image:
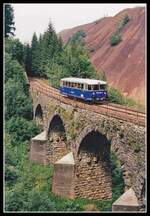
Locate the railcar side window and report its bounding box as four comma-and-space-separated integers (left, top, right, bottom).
77, 83, 80, 89
88, 85, 92, 90
75, 83, 77, 88
93, 85, 99, 90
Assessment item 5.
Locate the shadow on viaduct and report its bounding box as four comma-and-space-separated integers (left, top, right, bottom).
29, 88, 146, 210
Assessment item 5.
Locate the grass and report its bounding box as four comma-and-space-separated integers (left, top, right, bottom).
5, 130, 124, 212
5, 140, 126, 211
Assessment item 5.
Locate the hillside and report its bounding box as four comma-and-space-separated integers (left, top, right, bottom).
59, 7, 145, 105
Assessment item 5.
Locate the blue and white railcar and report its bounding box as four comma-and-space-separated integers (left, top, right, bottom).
60, 77, 107, 102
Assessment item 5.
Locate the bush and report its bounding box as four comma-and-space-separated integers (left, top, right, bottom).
110, 33, 122, 46
117, 15, 130, 33
5, 79, 32, 120
121, 15, 130, 27
5, 52, 28, 86
110, 151, 124, 201
27, 190, 56, 211
107, 86, 125, 104
5, 165, 19, 186
6, 117, 40, 145
5, 189, 26, 211
67, 30, 86, 46
63, 200, 82, 211
110, 14, 129, 47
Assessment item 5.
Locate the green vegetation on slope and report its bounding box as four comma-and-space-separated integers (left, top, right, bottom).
110, 14, 130, 46
107, 86, 145, 111
5, 37, 124, 212
5, 5, 124, 212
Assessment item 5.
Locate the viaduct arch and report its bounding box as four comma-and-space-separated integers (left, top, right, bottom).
46, 114, 68, 164
74, 129, 112, 200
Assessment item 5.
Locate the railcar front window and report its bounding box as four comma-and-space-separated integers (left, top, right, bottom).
100, 84, 106, 90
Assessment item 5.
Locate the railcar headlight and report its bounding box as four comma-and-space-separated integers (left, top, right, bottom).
92, 92, 95, 95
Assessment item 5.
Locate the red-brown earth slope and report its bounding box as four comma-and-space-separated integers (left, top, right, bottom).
59, 7, 146, 105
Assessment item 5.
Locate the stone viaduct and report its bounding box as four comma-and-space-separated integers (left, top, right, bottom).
29, 85, 146, 211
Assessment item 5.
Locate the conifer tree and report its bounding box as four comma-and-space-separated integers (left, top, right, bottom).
5, 4, 16, 37
43, 21, 59, 64
24, 43, 32, 76
11, 39, 25, 66
31, 32, 40, 76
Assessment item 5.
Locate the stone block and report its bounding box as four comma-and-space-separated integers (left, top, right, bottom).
29, 131, 48, 165
112, 188, 139, 212
52, 152, 75, 199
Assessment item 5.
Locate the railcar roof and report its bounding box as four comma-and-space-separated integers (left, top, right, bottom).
60, 77, 107, 85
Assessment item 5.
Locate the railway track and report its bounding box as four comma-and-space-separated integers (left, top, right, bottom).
29, 78, 146, 127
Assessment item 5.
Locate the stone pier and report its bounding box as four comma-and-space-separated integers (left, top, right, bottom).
52, 152, 75, 199
29, 131, 48, 165
112, 188, 139, 212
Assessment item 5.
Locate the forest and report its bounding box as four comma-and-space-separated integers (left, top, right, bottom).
5, 4, 124, 212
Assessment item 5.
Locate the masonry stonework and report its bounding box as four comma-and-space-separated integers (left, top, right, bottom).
30, 88, 146, 209
75, 153, 112, 200
47, 132, 68, 164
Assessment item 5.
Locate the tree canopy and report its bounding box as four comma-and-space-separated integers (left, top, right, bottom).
23, 22, 97, 88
